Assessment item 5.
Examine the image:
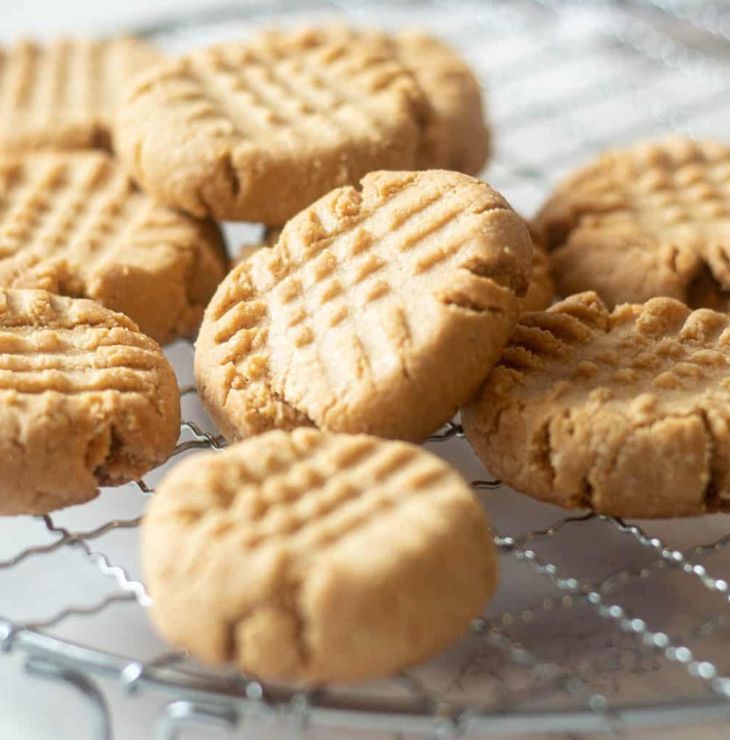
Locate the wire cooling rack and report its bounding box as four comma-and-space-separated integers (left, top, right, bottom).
4, 0, 730, 737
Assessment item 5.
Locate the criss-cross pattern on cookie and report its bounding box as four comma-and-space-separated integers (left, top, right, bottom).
0, 151, 224, 342
199, 169, 530, 439
535, 137, 730, 305
0, 290, 169, 398
0, 37, 160, 150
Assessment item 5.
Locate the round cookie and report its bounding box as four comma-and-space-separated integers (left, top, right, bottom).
0, 289, 180, 515
0, 150, 227, 344
463, 291, 730, 518
195, 169, 532, 442
395, 29, 489, 175
115, 27, 429, 224
142, 428, 497, 684
0, 37, 161, 153
534, 137, 730, 308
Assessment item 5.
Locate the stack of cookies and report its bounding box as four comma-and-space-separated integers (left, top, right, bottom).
4, 20, 729, 688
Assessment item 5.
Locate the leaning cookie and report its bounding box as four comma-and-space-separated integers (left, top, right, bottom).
395, 29, 489, 174
143, 428, 497, 684
534, 137, 730, 308
0, 37, 161, 153
463, 291, 730, 518
116, 26, 428, 224
195, 169, 532, 442
0, 289, 180, 515
0, 150, 227, 344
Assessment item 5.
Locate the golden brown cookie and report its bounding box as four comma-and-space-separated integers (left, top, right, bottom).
463, 291, 730, 518
534, 137, 730, 308
143, 428, 497, 684
236, 230, 550, 317
195, 169, 532, 442
115, 27, 429, 224
0, 150, 227, 344
395, 30, 489, 174
0, 37, 161, 153
0, 289, 180, 515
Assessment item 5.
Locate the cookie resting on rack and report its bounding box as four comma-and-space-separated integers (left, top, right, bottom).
0, 289, 180, 515
0, 37, 162, 153
0, 150, 227, 344
195, 169, 533, 442
142, 428, 497, 684
115, 26, 429, 224
462, 291, 730, 518
533, 137, 730, 309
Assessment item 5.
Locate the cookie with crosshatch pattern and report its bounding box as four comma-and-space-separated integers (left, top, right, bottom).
0, 150, 227, 344
195, 169, 533, 442
463, 291, 730, 518
0, 36, 162, 153
142, 428, 497, 684
115, 26, 430, 225
0, 289, 180, 515
534, 137, 730, 309
235, 225, 553, 313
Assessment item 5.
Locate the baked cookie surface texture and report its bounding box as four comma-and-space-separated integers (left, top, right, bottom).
534, 137, 730, 308
0, 150, 226, 344
143, 428, 497, 684
463, 291, 730, 518
0, 289, 180, 515
116, 27, 429, 224
195, 169, 532, 442
0, 37, 161, 153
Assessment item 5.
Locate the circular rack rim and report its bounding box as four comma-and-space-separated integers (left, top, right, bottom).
4, 596, 730, 735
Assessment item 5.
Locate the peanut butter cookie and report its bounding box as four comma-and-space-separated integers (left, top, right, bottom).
0, 289, 179, 515
195, 169, 532, 442
237, 225, 547, 311
463, 291, 730, 518
534, 137, 730, 308
0, 150, 226, 344
115, 27, 429, 224
0, 37, 161, 153
143, 428, 497, 684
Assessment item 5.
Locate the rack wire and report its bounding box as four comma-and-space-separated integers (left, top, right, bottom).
4, 0, 730, 737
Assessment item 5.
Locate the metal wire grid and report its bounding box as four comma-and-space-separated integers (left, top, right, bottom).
3, 0, 730, 737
